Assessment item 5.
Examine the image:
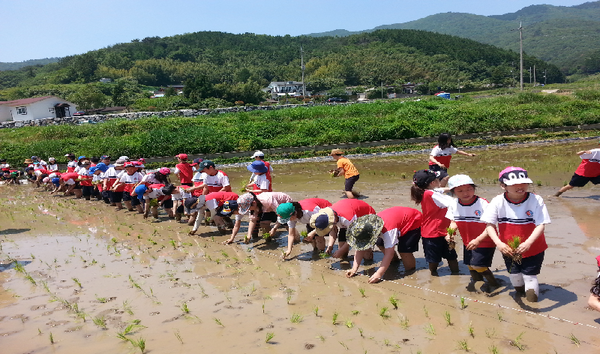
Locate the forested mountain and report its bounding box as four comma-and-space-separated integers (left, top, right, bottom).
307, 1, 600, 74
0, 58, 60, 71
0, 30, 563, 110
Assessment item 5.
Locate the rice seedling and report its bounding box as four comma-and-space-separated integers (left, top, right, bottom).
291, 313, 303, 323
319, 252, 331, 259
313, 306, 319, 317
321, 273, 326, 284
351, 310, 360, 315
424, 323, 436, 336
447, 227, 456, 250
130, 337, 146, 353
72, 277, 82, 288
95, 295, 108, 303
485, 328, 496, 339
423, 305, 429, 318
332, 311, 339, 325
317, 335, 325, 342
460, 296, 466, 309
93, 315, 107, 330
468, 322, 474, 337
457, 339, 470, 351
220, 250, 229, 259
384, 339, 390, 346
399, 315, 409, 329
339, 341, 349, 350
570, 333, 580, 347
496, 311, 503, 322
170, 240, 176, 249
49, 332, 54, 344
214, 318, 224, 327
379, 307, 390, 319
489, 345, 499, 354
13, 262, 25, 273
38, 328, 42, 335
359, 287, 366, 297
358, 328, 364, 337
41, 281, 50, 293
181, 302, 190, 314
174, 330, 183, 344
536, 180, 542, 186
444, 311, 453, 326
24, 274, 36, 285
507, 236, 523, 265
121, 320, 147, 336
345, 320, 353, 328
265, 332, 275, 343
510, 332, 525, 351
123, 300, 134, 315
389, 296, 399, 309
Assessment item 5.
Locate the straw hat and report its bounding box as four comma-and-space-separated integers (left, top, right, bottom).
347, 215, 384, 251
309, 207, 336, 236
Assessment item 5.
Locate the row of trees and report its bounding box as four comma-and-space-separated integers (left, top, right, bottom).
0, 29, 565, 108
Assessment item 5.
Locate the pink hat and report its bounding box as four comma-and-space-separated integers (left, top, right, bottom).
498, 166, 533, 186
159, 167, 171, 175
237, 193, 255, 215
138, 158, 146, 163
175, 153, 188, 160
42, 177, 50, 183
596, 255, 600, 267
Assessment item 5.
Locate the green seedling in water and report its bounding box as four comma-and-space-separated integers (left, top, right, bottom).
497, 311, 503, 322
447, 227, 456, 250
485, 328, 496, 338
290, 313, 303, 323
460, 296, 466, 309
170, 240, 176, 249
424, 323, 436, 335
444, 311, 453, 326
214, 318, 224, 327
262, 232, 270, 240
423, 305, 429, 318
72, 277, 82, 289
379, 307, 390, 319
25, 274, 36, 285
93, 315, 107, 330
265, 332, 275, 343
317, 335, 325, 342
174, 330, 183, 344
339, 341, 349, 350
181, 302, 189, 314
468, 322, 474, 337
345, 320, 353, 328
489, 345, 499, 354
358, 328, 364, 337
130, 337, 146, 353
313, 306, 319, 317
389, 296, 399, 309
457, 339, 470, 351
510, 332, 525, 351
351, 310, 360, 315
319, 252, 331, 259
570, 333, 580, 347
332, 312, 339, 325
399, 315, 409, 329
49, 332, 54, 344
96, 295, 108, 303
359, 288, 366, 298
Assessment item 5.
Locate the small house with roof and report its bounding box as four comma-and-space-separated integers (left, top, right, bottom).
264, 81, 306, 98
0, 96, 78, 122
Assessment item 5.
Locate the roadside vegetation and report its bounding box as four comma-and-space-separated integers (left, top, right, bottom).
0, 88, 599, 167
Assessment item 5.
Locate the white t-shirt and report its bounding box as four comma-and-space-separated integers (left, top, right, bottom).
202, 171, 230, 189
118, 172, 142, 184
251, 174, 269, 190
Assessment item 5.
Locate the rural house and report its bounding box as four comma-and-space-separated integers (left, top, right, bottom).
0, 96, 78, 122
264, 81, 306, 98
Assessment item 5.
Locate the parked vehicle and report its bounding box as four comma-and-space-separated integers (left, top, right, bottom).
326, 97, 347, 103
73, 111, 87, 116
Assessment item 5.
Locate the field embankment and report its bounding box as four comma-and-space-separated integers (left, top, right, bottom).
1, 91, 599, 166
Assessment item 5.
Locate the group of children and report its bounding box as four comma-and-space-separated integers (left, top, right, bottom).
3, 134, 600, 305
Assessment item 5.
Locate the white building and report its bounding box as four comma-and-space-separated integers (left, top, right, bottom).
0, 96, 78, 122
265, 81, 306, 98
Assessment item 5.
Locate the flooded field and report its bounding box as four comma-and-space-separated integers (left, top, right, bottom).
1, 139, 600, 353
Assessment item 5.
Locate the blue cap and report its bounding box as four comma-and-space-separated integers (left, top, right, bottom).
247, 160, 268, 173
78, 155, 86, 161
52, 177, 60, 186
88, 166, 99, 175
134, 184, 147, 200
95, 162, 108, 173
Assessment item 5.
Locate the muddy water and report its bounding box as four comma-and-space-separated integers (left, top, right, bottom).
1, 139, 600, 353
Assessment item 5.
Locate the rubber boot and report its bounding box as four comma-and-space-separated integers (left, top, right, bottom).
470, 270, 484, 282
481, 270, 499, 287
525, 289, 538, 302
429, 262, 439, 276
448, 259, 460, 275
514, 285, 526, 296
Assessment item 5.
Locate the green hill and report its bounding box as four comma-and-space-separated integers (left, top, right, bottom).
307, 1, 600, 74
0, 58, 60, 71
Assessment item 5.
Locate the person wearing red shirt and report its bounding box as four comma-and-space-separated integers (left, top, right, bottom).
174, 153, 193, 186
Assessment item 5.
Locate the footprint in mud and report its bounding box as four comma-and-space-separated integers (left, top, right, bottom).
304, 343, 315, 350
30, 304, 47, 311
149, 312, 160, 316
46, 320, 70, 327
64, 326, 83, 332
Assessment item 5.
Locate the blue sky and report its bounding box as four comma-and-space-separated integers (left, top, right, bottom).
0, 0, 590, 62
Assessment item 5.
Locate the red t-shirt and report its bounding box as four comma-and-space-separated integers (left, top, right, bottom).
61, 172, 79, 182
299, 198, 332, 211
331, 199, 376, 229
206, 191, 239, 206
574, 149, 600, 178
176, 163, 193, 184
446, 196, 495, 248
379, 206, 422, 235
420, 189, 452, 239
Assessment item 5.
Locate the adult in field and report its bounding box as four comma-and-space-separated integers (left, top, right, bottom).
554, 140, 600, 197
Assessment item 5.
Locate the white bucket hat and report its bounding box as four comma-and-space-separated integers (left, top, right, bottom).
447, 174, 475, 190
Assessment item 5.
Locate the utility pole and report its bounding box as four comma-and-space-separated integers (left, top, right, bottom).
544, 69, 547, 85
533, 65, 536, 86
300, 45, 306, 97
519, 22, 524, 91
381, 82, 384, 99
529, 67, 532, 84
